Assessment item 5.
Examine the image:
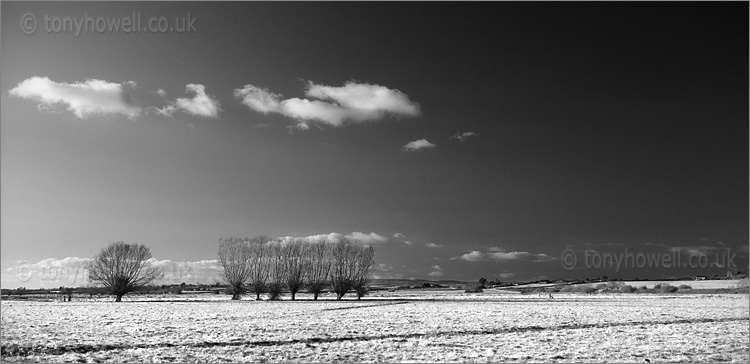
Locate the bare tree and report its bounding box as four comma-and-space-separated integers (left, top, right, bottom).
331, 238, 360, 300
305, 239, 332, 300
266, 241, 287, 300
282, 238, 308, 300
86, 242, 163, 302
352, 245, 375, 299
248, 235, 273, 300
217, 237, 253, 300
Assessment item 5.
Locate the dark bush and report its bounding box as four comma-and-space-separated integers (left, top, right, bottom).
677, 284, 692, 290
560, 284, 596, 294
464, 284, 484, 293
619, 285, 636, 293
658, 284, 678, 293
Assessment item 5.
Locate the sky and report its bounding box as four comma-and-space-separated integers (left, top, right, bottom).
1, 2, 748, 289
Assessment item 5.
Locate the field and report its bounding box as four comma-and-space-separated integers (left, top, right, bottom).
2, 290, 748, 362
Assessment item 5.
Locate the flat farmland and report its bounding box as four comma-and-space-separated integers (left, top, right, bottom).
2, 293, 748, 362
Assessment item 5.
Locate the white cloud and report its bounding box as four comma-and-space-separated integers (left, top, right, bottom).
279, 231, 388, 245
431, 265, 442, 271
425, 242, 443, 248
9, 76, 141, 119
156, 89, 167, 97
375, 263, 393, 272
404, 241, 414, 245
450, 131, 478, 142
1, 257, 224, 289
498, 272, 515, 279
157, 84, 220, 118
452, 250, 484, 261
233, 85, 282, 114
393, 233, 406, 239
345, 232, 388, 245
487, 251, 534, 261
487, 246, 504, 252
279, 232, 347, 244
403, 139, 436, 152
452, 250, 556, 262
234, 81, 421, 129
427, 271, 444, 277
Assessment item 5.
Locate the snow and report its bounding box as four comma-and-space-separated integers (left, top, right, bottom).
2, 292, 748, 362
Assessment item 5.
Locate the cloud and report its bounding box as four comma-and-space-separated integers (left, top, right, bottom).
234, 80, 421, 129
279, 232, 347, 244
233, 85, 282, 114
157, 84, 220, 118
453, 250, 484, 262
487, 251, 556, 262
451, 250, 556, 263
450, 131, 478, 142
156, 89, 167, 97
404, 241, 414, 245
345, 232, 388, 245
9, 76, 141, 119
487, 246, 504, 252
498, 272, 515, 279
372, 263, 403, 279
279, 231, 388, 245
431, 265, 442, 271
403, 139, 436, 152
375, 263, 393, 272
1, 257, 224, 288
393, 233, 406, 239
425, 242, 443, 248
427, 271, 444, 277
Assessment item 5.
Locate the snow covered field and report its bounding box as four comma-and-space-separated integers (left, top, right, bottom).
2, 293, 748, 362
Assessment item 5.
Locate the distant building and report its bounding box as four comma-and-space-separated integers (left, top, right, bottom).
695, 275, 707, 281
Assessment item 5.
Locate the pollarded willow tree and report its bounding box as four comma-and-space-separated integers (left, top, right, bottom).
305, 239, 332, 300
352, 245, 376, 299
266, 241, 287, 300
330, 238, 374, 300
248, 235, 274, 300
86, 242, 163, 302
282, 238, 308, 300
217, 237, 253, 300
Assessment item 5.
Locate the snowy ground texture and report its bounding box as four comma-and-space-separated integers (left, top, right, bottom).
2, 292, 748, 362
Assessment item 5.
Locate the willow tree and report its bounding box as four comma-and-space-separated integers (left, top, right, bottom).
266, 241, 287, 300
330, 238, 359, 300
248, 235, 273, 300
305, 239, 332, 300
282, 238, 308, 300
86, 242, 163, 302
352, 245, 376, 299
217, 237, 253, 300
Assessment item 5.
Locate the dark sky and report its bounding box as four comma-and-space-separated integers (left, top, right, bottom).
1, 2, 747, 288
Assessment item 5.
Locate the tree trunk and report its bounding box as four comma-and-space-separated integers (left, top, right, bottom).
313, 292, 319, 300
336, 293, 343, 300
231, 293, 240, 300
256, 292, 261, 300
291, 291, 296, 301
115, 294, 123, 302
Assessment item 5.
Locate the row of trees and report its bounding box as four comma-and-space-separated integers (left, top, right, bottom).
218, 236, 375, 301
